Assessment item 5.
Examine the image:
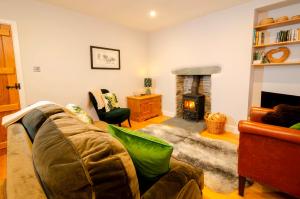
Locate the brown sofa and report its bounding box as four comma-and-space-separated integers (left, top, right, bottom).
238, 107, 300, 198
6, 104, 204, 199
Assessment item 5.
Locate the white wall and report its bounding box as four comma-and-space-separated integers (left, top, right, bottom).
148, 0, 288, 132
0, 0, 148, 119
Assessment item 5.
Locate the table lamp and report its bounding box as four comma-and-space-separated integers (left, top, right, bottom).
144, 78, 152, 95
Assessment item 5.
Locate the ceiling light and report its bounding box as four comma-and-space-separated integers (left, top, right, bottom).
149, 10, 157, 18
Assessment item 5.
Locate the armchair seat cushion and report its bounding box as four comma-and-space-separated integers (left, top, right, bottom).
103, 108, 130, 124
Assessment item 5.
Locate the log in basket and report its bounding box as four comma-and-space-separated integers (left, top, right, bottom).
205, 112, 226, 134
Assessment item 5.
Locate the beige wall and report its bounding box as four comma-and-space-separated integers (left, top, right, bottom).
0, 0, 148, 119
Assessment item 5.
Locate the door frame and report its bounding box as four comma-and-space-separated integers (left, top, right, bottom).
0, 19, 26, 108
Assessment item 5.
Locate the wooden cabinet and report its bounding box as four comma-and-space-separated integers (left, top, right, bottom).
127, 94, 162, 122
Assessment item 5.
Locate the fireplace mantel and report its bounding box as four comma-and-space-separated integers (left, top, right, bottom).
172, 66, 221, 75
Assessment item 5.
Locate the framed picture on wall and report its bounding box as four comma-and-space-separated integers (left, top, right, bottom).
90, 46, 120, 70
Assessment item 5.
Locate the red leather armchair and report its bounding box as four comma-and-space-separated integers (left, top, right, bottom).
238, 107, 300, 198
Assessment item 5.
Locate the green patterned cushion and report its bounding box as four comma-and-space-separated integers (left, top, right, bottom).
103, 93, 119, 112
66, 104, 93, 124
108, 125, 173, 180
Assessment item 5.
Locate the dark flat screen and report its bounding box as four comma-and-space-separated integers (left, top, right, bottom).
261, 91, 300, 108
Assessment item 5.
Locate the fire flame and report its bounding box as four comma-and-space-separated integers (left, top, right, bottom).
184, 100, 195, 110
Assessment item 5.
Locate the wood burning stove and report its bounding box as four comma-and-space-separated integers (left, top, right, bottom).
183, 94, 204, 121
182, 76, 205, 121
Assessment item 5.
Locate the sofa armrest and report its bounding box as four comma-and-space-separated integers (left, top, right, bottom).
238, 120, 300, 144
7, 123, 47, 199
141, 158, 203, 199
170, 158, 204, 189
238, 120, 300, 197
250, 107, 273, 122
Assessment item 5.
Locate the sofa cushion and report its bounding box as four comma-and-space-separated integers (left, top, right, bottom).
108, 125, 173, 180
21, 104, 64, 141
31, 105, 139, 199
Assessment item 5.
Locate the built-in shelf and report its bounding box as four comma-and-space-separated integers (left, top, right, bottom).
252, 62, 300, 66
254, 40, 300, 48
255, 18, 300, 30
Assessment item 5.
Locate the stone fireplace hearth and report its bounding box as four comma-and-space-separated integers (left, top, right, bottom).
172, 66, 221, 120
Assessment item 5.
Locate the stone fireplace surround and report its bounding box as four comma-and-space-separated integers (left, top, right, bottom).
172, 66, 221, 118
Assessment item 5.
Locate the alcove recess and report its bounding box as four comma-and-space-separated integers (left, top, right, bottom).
249, 1, 300, 109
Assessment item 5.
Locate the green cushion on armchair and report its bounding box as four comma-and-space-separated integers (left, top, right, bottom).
290, 123, 300, 130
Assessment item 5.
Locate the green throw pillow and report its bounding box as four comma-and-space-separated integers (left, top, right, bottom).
290, 123, 300, 130
107, 125, 173, 180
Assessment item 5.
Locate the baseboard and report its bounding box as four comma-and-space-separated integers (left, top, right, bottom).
225, 124, 239, 134
162, 110, 176, 117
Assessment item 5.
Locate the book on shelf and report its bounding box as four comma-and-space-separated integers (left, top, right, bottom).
276, 28, 299, 43
254, 31, 270, 46
253, 30, 256, 44
254, 28, 300, 46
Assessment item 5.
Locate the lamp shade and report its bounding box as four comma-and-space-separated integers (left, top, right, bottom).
144, 78, 152, 87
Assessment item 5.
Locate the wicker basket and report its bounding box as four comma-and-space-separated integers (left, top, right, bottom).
204, 113, 226, 134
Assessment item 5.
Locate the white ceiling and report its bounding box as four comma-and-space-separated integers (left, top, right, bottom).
36, 0, 251, 32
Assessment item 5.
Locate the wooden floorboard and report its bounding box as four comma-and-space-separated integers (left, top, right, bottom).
0, 116, 293, 198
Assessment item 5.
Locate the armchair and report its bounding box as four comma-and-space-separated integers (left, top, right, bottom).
238, 107, 300, 198
89, 89, 131, 127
